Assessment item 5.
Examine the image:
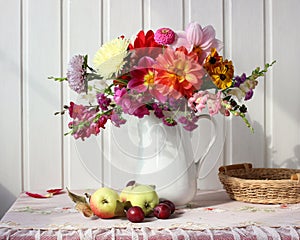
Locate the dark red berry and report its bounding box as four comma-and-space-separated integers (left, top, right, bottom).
126, 206, 145, 223
153, 203, 171, 219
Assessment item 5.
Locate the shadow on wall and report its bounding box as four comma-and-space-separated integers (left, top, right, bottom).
0, 184, 17, 219
271, 145, 300, 169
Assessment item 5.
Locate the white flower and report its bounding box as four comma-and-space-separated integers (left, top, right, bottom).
93, 37, 130, 79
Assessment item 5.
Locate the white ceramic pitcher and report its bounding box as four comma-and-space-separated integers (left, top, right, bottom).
107, 113, 218, 207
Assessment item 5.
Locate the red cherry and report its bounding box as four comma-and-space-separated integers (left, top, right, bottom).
159, 199, 175, 214
153, 203, 171, 219
126, 206, 145, 223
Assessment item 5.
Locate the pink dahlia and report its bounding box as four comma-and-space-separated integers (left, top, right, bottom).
170, 22, 223, 64
154, 28, 176, 45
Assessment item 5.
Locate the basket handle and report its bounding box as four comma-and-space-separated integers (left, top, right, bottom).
291, 173, 300, 184
219, 163, 252, 174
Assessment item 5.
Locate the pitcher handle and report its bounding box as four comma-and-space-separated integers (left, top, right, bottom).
194, 114, 219, 176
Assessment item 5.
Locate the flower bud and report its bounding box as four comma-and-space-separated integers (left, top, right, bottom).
186, 22, 203, 46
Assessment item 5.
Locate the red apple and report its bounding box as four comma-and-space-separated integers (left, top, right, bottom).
159, 199, 175, 214
89, 187, 120, 219
126, 206, 145, 223
153, 203, 171, 219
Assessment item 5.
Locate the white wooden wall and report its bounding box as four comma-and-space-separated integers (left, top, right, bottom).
1, 0, 300, 218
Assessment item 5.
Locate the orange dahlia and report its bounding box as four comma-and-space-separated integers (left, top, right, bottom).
153, 47, 205, 99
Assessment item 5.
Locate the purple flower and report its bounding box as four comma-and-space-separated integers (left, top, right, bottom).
244, 89, 254, 101
178, 116, 198, 131
111, 111, 126, 127
114, 89, 150, 118
66, 55, 87, 93
97, 93, 111, 111
152, 103, 164, 119
154, 28, 176, 45
113, 87, 127, 105
234, 73, 246, 87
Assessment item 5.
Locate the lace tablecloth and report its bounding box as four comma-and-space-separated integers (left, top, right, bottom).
1, 189, 300, 239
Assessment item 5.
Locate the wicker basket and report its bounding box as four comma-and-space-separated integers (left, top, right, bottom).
218, 163, 300, 204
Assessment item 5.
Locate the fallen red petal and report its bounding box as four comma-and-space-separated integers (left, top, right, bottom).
280, 203, 288, 209
25, 192, 51, 198
47, 188, 64, 195
205, 207, 214, 211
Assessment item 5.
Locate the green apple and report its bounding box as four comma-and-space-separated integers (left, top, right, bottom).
120, 185, 132, 202
120, 184, 159, 216
89, 187, 120, 219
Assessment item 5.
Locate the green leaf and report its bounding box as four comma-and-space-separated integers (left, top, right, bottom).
123, 201, 133, 211
114, 200, 126, 217
48, 76, 67, 82
66, 188, 94, 218
75, 202, 94, 218
66, 187, 88, 204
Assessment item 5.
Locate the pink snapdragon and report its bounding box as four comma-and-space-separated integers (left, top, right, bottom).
114, 88, 150, 118
68, 102, 107, 140
178, 116, 198, 131
110, 110, 126, 127
188, 91, 222, 116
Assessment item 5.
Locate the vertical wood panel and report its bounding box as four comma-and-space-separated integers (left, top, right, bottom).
146, 0, 183, 30
0, 0, 22, 218
63, 0, 103, 189
22, 0, 62, 190
226, 0, 266, 167
189, 0, 223, 38
267, 0, 300, 169
103, 0, 143, 40
102, 0, 144, 189
265, 0, 274, 168
187, 0, 225, 189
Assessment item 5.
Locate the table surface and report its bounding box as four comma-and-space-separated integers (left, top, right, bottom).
1, 189, 300, 240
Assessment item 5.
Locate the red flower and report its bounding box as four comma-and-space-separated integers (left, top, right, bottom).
129, 30, 163, 61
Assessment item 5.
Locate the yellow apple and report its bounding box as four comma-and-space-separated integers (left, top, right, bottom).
120, 184, 159, 216
89, 187, 120, 219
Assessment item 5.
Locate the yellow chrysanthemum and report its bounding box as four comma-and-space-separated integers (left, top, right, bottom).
210, 60, 234, 90
93, 37, 130, 79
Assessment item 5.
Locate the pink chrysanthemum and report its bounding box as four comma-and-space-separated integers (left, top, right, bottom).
66, 55, 87, 94
154, 28, 176, 45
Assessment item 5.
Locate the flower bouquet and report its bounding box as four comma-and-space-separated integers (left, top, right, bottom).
51, 21, 275, 140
